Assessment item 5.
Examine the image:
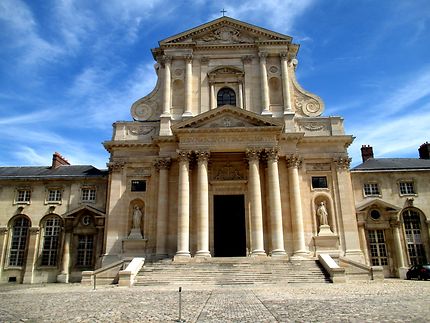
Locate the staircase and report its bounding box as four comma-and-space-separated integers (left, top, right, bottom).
135, 258, 331, 286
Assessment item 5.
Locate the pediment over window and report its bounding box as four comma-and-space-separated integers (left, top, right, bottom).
172, 106, 283, 131
356, 198, 401, 212
159, 17, 292, 46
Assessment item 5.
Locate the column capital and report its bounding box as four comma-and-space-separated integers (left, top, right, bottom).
242, 55, 253, 64
107, 160, 125, 173
286, 154, 302, 168
258, 51, 268, 60
334, 157, 351, 170
195, 150, 210, 163
177, 150, 192, 162
184, 54, 193, 63
162, 55, 172, 64
265, 148, 279, 162
246, 148, 262, 162
154, 158, 171, 170
280, 52, 289, 60
390, 219, 401, 228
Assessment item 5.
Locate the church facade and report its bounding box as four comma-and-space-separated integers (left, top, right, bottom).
102, 17, 363, 265
0, 17, 428, 284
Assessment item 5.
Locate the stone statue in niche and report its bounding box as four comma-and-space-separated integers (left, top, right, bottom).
128, 206, 143, 239
317, 202, 329, 226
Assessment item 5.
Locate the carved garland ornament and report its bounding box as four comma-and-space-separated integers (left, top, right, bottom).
300, 122, 326, 132
127, 125, 155, 136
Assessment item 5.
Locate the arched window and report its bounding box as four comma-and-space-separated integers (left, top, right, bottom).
9, 217, 30, 266
403, 209, 427, 265
217, 87, 236, 107
41, 216, 62, 266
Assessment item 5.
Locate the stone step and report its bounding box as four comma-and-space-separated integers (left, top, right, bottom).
134, 259, 331, 286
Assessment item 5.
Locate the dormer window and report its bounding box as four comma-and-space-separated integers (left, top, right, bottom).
217, 87, 236, 107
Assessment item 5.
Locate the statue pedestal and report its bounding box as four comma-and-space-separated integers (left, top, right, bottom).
313, 225, 340, 257
128, 228, 143, 240
122, 237, 147, 257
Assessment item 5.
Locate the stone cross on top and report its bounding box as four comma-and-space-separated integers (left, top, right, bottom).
220, 8, 227, 16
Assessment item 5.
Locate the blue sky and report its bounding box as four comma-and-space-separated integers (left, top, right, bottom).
0, 0, 429, 168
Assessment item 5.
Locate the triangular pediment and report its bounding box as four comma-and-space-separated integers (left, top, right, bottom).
63, 205, 106, 218
356, 198, 401, 212
159, 16, 292, 46
172, 106, 283, 131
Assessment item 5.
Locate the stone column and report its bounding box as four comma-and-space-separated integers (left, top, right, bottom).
259, 52, 271, 115
209, 78, 216, 110
357, 221, 370, 265
162, 55, 172, 116
391, 220, 406, 268
0, 227, 7, 279
246, 148, 266, 256
23, 227, 40, 284
183, 54, 193, 117
175, 151, 191, 259
242, 55, 253, 111
286, 155, 307, 256
58, 231, 72, 283
280, 52, 292, 113
266, 148, 286, 256
334, 157, 364, 261
195, 151, 211, 257
155, 158, 171, 258
238, 78, 244, 109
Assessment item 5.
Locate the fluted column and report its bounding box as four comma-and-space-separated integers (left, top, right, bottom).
155, 158, 171, 258
209, 79, 216, 110
195, 151, 211, 257
287, 155, 307, 256
175, 151, 191, 259
259, 52, 271, 115
280, 52, 292, 113
266, 148, 286, 256
183, 54, 193, 117
238, 78, 244, 109
246, 148, 266, 256
162, 55, 172, 116
392, 220, 406, 268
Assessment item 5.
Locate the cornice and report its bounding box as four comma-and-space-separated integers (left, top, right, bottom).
103, 140, 158, 152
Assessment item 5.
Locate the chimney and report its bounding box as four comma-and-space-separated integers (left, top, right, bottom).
418, 142, 430, 159
52, 152, 70, 168
361, 145, 374, 162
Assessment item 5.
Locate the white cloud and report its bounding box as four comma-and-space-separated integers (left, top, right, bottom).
13, 147, 49, 166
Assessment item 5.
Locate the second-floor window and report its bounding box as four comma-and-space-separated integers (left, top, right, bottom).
47, 189, 62, 202
81, 188, 96, 202
311, 176, 328, 189
363, 183, 380, 196
16, 189, 31, 203
399, 181, 415, 195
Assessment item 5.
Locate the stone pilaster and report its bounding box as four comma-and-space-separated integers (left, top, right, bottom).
266, 148, 286, 256
58, 231, 72, 283
0, 227, 7, 280
280, 52, 292, 113
183, 54, 193, 117
209, 78, 216, 110
175, 151, 192, 259
23, 226, 40, 284
286, 155, 307, 257
155, 158, 171, 258
334, 157, 364, 261
162, 55, 172, 116
242, 55, 253, 111
246, 148, 266, 256
357, 221, 370, 266
259, 52, 271, 115
195, 151, 211, 257
238, 77, 244, 109
391, 220, 406, 268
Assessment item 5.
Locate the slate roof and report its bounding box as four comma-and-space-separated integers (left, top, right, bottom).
352, 158, 430, 171
0, 165, 108, 179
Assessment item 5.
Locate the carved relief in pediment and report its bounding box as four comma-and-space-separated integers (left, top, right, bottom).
194, 27, 256, 44
197, 114, 264, 129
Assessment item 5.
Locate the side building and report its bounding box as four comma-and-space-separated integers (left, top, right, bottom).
0, 153, 107, 283
351, 144, 430, 278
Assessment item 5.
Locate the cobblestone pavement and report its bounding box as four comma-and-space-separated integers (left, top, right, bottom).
0, 279, 429, 322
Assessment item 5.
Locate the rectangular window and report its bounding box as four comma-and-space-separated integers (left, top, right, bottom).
363, 183, 380, 196
311, 176, 328, 189
47, 189, 62, 202
131, 180, 146, 192
399, 181, 415, 195
81, 188, 96, 202
368, 230, 388, 266
16, 189, 31, 203
77, 235, 93, 267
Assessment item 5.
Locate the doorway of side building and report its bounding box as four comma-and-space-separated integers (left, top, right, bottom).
213, 194, 246, 257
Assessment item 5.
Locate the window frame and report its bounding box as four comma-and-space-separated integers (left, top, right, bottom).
363, 182, 381, 197
130, 180, 147, 192
367, 229, 388, 266
76, 235, 94, 267
45, 187, 63, 204
398, 181, 416, 196
8, 217, 30, 268
14, 187, 32, 204
217, 87, 236, 107
311, 176, 328, 190
40, 216, 62, 267
80, 186, 97, 203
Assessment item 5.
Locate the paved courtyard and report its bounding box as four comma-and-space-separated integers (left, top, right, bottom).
0, 279, 429, 322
